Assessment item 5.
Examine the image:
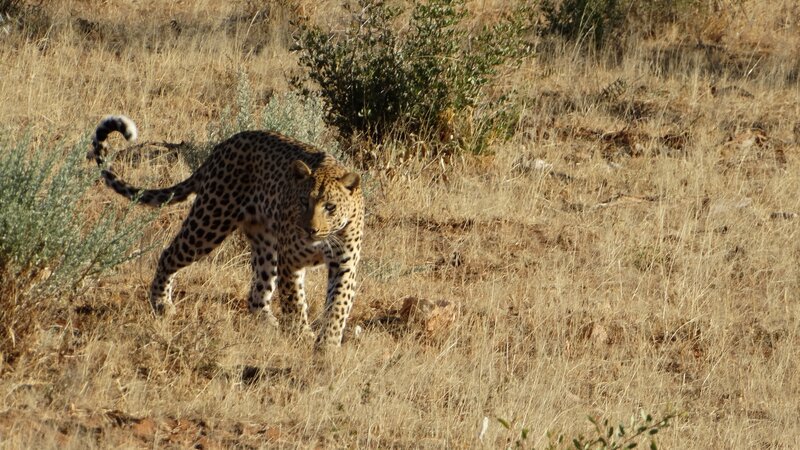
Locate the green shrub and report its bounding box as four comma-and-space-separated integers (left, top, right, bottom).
541, 0, 625, 46
497, 410, 676, 449
0, 136, 152, 356
541, 0, 704, 46
0, 0, 21, 17
623, 0, 705, 38
0, 0, 53, 41
291, 0, 532, 153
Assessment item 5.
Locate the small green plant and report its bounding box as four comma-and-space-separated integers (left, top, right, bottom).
0, 0, 19, 15
260, 91, 335, 152
0, 0, 53, 41
541, 0, 626, 46
497, 410, 675, 449
497, 417, 532, 449
291, 0, 532, 153
0, 135, 152, 357
622, 0, 705, 38
187, 73, 338, 170
206, 71, 257, 147
541, 0, 705, 46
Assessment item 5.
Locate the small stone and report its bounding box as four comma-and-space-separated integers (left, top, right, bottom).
399, 297, 457, 338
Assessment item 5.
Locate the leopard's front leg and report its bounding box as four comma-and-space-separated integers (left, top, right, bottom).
316, 235, 362, 348
277, 266, 314, 339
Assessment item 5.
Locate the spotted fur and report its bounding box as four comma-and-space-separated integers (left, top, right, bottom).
91, 115, 364, 348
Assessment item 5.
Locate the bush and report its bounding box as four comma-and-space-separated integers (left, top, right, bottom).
185, 73, 337, 170
541, 0, 705, 46
291, 0, 533, 153
0, 0, 21, 20
0, 0, 53, 41
261, 91, 334, 152
0, 136, 152, 357
541, 0, 625, 46
624, 0, 706, 38
497, 410, 676, 449
205, 71, 258, 147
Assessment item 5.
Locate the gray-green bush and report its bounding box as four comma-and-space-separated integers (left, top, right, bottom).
261, 91, 333, 151
0, 136, 152, 355
184, 73, 337, 170
208, 72, 333, 149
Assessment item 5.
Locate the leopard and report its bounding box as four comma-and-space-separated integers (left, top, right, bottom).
90, 115, 364, 348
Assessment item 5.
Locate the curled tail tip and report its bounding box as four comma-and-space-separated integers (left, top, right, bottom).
90, 114, 139, 165
94, 114, 139, 142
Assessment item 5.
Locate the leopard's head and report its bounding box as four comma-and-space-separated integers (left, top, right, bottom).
293, 159, 362, 241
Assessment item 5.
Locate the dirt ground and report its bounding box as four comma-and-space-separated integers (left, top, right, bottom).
1, 1, 799, 448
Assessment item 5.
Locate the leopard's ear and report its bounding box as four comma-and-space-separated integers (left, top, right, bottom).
339, 172, 361, 192
293, 160, 312, 179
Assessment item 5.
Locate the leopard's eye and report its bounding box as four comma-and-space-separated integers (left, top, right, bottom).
324, 203, 336, 213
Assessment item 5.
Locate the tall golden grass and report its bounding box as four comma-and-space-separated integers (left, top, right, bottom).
1, 0, 799, 448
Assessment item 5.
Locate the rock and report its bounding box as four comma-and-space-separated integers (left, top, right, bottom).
399, 297, 456, 339
130, 417, 158, 440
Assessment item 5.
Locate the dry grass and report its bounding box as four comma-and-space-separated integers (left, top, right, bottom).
1, 0, 800, 448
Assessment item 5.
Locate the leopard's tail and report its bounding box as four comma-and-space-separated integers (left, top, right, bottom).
90, 115, 139, 165
90, 115, 198, 206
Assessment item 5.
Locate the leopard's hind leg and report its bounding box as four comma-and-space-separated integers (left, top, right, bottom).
243, 226, 280, 327
149, 196, 236, 314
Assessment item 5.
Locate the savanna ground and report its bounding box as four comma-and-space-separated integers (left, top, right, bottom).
1, 0, 800, 448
